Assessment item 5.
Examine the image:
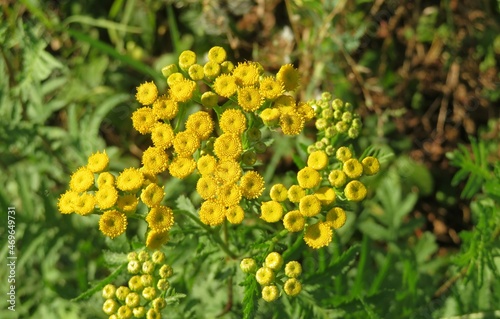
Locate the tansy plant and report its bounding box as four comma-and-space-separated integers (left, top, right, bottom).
58, 46, 380, 318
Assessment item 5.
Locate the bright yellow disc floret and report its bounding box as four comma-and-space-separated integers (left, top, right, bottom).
151, 123, 175, 149
297, 167, 321, 189
219, 109, 247, 134
87, 151, 109, 173
169, 78, 196, 102
233, 62, 260, 86
314, 187, 336, 205
279, 110, 305, 135
116, 168, 144, 192
344, 180, 367, 202
70, 167, 94, 192
197, 155, 217, 176
325, 207, 347, 229
140, 183, 165, 207
146, 229, 170, 249
73, 194, 94, 216
58, 190, 78, 214
99, 210, 128, 239
282, 210, 305, 232
299, 194, 322, 217
135, 81, 158, 105
225, 205, 245, 224
117, 194, 139, 215
185, 111, 214, 140
199, 199, 225, 226
178, 50, 196, 71
343, 158, 363, 179
142, 147, 169, 175
287, 185, 305, 203
95, 186, 119, 210
276, 64, 300, 92
239, 170, 265, 199
132, 107, 157, 134
259, 76, 284, 100
168, 157, 196, 179
213, 133, 242, 161
97, 172, 115, 188
283, 278, 302, 297
173, 131, 200, 157
303, 221, 333, 249
328, 169, 347, 188
213, 74, 238, 98
146, 205, 174, 232
260, 201, 283, 223
237, 86, 263, 112
362, 156, 380, 176
307, 150, 328, 170
207, 46, 227, 64
270, 183, 288, 202
152, 96, 178, 120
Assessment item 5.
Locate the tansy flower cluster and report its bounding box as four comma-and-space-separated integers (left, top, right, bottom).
240, 252, 303, 302
101, 250, 173, 319
262, 146, 380, 249
309, 93, 362, 146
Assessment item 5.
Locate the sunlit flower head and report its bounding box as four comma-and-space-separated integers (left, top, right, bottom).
343, 158, 363, 179
203, 61, 221, 79
260, 201, 283, 223
146, 229, 170, 249
344, 180, 367, 202
197, 154, 217, 176
299, 194, 322, 217
282, 210, 305, 232
99, 210, 128, 238
208, 46, 227, 64
287, 185, 306, 203
239, 170, 265, 199
307, 150, 328, 171
328, 169, 347, 188
161, 63, 178, 78
178, 50, 197, 71
255, 267, 275, 286
117, 194, 139, 215
201, 91, 219, 108
132, 107, 157, 134
146, 205, 174, 232
304, 221, 333, 249
57, 190, 78, 214
169, 78, 196, 102
213, 133, 242, 161
87, 151, 109, 173
220, 60, 235, 74
270, 183, 288, 202
325, 207, 347, 229
240, 257, 257, 273
152, 95, 178, 120
314, 187, 336, 206
261, 285, 279, 302
95, 186, 119, 210
188, 63, 205, 81
233, 62, 260, 86
140, 183, 165, 207
213, 74, 238, 98
265, 252, 283, 271
151, 122, 175, 149
219, 108, 247, 134
237, 86, 263, 112
259, 108, 280, 126
185, 111, 214, 140
336, 146, 352, 162
279, 110, 304, 135
297, 167, 321, 189
225, 205, 245, 224
296, 102, 315, 121
196, 176, 217, 200
173, 131, 200, 157
215, 160, 241, 184
217, 183, 242, 207
116, 168, 144, 192
259, 76, 284, 100
142, 147, 169, 175
273, 94, 295, 108
199, 199, 225, 226
135, 81, 158, 106
97, 172, 115, 188
362, 156, 380, 176
70, 166, 94, 192
276, 64, 300, 91
167, 72, 185, 86
284, 261, 302, 278
168, 156, 196, 179
283, 278, 302, 297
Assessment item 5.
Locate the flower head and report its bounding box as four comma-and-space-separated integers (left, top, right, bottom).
299, 194, 322, 217
270, 183, 288, 202
297, 167, 321, 189
259, 76, 284, 100
208, 46, 227, 64
185, 111, 214, 140
117, 194, 139, 215
70, 167, 94, 192
188, 64, 204, 80
260, 201, 283, 223
325, 207, 347, 229
142, 147, 169, 175
178, 50, 196, 71
99, 210, 128, 238
132, 107, 157, 134
237, 86, 263, 112
152, 96, 178, 120
239, 171, 265, 199
135, 81, 158, 105
307, 150, 328, 170
314, 187, 336, 206
215, 160, 241, 184
213, 74, 237, 98
287, 185, 306, 203
58, 190, 78, 214
116, 168, 144, 192
169, 78, 196, 102
343, 158, 363, 179
173, 131, 200, 157
261, 285, 279, 302
259, 108, 280, 126
276, 64, 300, 91
225, 205, 245, 224
151, 123, 175, 149
265, 252, 283, 270
282, 210, 305, 232
336, 146, 352, 162
203, 61, 221, 79
201, 91, 219, 108
304, 222, 333, 249
95, 186, 119, 210
197, 155, 217, 176
279, 109, 305, 136
284, 261, 302, 278
240, 258, 257, 273
328, 169, 347, 188
213, 133, 242, 161
219, 109, 247, 134
344, 180, 367, 201
362, 156, 380, 176
140, 183, 165, 207
146, 206, 174, 232
146, 229, 170, 249
199, 199, 225, 226
255, 267, 275, 286
284, 278, 302, 297
217, 184, 242, 207
87, 151, 109, 173
97, 172, 115, 188
196, 176, 217, 200
168, 157, 196, 179
233, 62, 260, 86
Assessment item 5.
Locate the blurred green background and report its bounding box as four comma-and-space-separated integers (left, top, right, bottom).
1, 0, 499, 318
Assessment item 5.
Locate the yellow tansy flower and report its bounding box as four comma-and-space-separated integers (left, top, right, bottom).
299, 194, 322, 217
336, 146, 352, 162
279, 110, 304, 135
225, 205, 245, 224
233, 62, 259, 86
188, 64, 205, 81
260, 201, 283, 223
297, 167, 321, 189
273, 95, 295, 108
215, 160, 241, 184
69, 167, 94, 193
219, 109, 247, 134
284, 261, 302, 278
97, 172, 115, 188
276, 64, 300, 92
328, 169, 347, 188
116, 168, 144, 192
142, 147, 169, 175
213, 74, 238, 98
344, 180, 367, 202
287, 185, 306, 203
203, 61, 221, 79
58, 190, 78, 214
87, 151, 109, 173
213, 133, 242, 161
217, 184, 242, 207
151, 123, 175, 149
255, 267, 275, 286
208, 46, 227, 64
265, 252, 283, 271
168, 157, 196, 179
259, 108, 280, 126
314, 187, 336, 205
303, 221, 333, 249
201, 91, 219, 108
117, 194, 139, 215
237, 86, 263, 112
295, 102, 315, 121
152, 96, 178, 120
73, 193, 96, 216
99, 210, 128, 238
262, 285, 279, 302
169, 78, 196, 102
132, 107, 157, 134
307, 150, 328, 170
259, 76, 284, 100
197, 154, 217, 176
196, 176, 217, 200
220, 60, 235, 74
178, 50, 196, 71
343, 158, 363, 179
282, 210, 305, 232
325, 207, 347, 229
95, 186, 119, 210
140, 183, 165, 207
173, 131, 200, 157
146, 205, 174, 232
362, 156, 380, 176
270, 183, 288, 202
161, 63, 178, 78
167, 72, 185, 86
240, 258, 257, 273
135, 81, 158, 106
199, 199, 225, 226
185, 111, 214, 140
146, 229, 170, 249
240, 170, 265, 199
283, 278, 302, 297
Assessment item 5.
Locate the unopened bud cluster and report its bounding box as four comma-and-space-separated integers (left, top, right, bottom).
240, 252, 303, 302
101, 250, 173, 319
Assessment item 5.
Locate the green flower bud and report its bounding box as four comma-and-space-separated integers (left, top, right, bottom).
241, 151, 257, 166
246, 127, 262, 142
157, 278, 170, 291
102, 284, 116, 299
333, 110, 342, 120
321, 92, 332, 101
161, 64, 178, 78
133, 307, 146, 318
348, 127, 359, 139
151, 251, 166, 264
127, 260, 141, 274
103, 299, 119, 315
142, 287, 157, 301
325, 145, 335, 156
335, 121, 348, 133
159, 264, 174, 278
142, 261, 155, 274
141, 274, 153, 287
128, 275, 143, 292
332, 98, 343, 111
125, 292, 141, 308
341, 111, 352, 123
254, 142, 267, 154
138, 251, 149, 262
307, 145, 317, 154
320, 137, 329, 146
115, 286, 130, 301
240, 258, 257, 273
315, 118, 327, 130
152, 297, 167, 311
321, 108, 333, 119
127, 252, 138, 262
314, 141, 325, 150
325, 126, 336, 138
